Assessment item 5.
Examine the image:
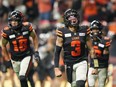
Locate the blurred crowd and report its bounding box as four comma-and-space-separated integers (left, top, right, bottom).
0, 0, 116, 87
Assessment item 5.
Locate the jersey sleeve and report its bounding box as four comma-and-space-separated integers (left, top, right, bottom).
80, 26, 90, 35
28, 23, 33, 32
1, 27, 9, 40
23, 22, 33, 32
56, 28, 64, 38
104, 37, 111, 48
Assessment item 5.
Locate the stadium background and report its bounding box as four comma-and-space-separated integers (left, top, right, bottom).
0, 0, 116, 87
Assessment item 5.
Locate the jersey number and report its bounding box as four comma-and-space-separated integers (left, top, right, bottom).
12, 39, 28, 52
71, 40, 81, 56
93, 46, 102, 57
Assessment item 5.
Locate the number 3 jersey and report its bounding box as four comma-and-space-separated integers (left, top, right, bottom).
56, 26, 89, 64
1, 22, 33, 60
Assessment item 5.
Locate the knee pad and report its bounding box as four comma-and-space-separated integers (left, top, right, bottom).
76, 80, 85, 87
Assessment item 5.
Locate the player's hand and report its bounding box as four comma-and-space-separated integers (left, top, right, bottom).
34, 51, 40, 63
91, 68, 98, 75
54, 68, 62, 77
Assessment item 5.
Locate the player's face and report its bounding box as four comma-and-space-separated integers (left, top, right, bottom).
10, 20, 18, 27
68, 15, 78, 25
92, 28, 99, 36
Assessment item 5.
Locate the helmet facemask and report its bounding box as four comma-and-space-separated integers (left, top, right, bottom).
8, 11, 23, 30
90, 20, 103, 40
64, 9, 80, 28
67, 15, 78, 27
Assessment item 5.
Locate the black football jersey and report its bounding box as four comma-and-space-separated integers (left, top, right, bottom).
56, 26, 89, 64
90, 37, 110, 68
1, 22, 33, 60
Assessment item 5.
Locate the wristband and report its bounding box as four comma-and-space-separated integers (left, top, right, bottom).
54, 46, 62, 67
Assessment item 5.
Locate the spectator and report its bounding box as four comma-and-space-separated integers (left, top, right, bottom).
38, 0, 52, 21
0, 0, 9, 22
24, 0, 39, 22
107, 0, 116, 22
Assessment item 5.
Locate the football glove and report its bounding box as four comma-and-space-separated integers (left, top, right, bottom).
34, 51, 40, 63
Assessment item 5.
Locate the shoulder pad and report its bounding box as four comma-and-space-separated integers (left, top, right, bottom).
104, 36, 111, 47
23, 22, 33, 31
79, 26, 90, 34
1, 27, 9, 38
22, 22, 30, 26
56, 28, 63, 37
4, 26, 10, 30
79, 26, 89, 31
56, 23, 65, 29
87, 28, 90, 35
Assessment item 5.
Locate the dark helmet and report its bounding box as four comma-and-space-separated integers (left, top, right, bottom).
90, 20, 103, 37
8, 10, 24, 29
64, 9, 80, 27
90, 20, 102, 30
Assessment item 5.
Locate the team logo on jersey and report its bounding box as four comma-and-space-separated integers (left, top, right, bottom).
65, 33, 71, 37
9, 34, 15, 39
98, 43, 104, 48
23, 31, 29, 35
79, 33, 85, 36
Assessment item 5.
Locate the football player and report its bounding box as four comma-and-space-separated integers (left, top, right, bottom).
54, 9, 93, 87
88, 20, 111, 87
1, 10, 40, 87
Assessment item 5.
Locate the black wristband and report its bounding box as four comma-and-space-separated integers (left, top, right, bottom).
54, 46, 62, 67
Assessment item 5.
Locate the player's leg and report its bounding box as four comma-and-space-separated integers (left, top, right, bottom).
74, 60, 88, 87
47, 65, 55, 87
72, 70, 76, 87
28, 66, 35, 87
88, 67, 97, 87
11, 59, 20, 77
19, 56, 33, 87
36, 62, 46, 87
66, 64, 73, 86
98, 68, 107, 87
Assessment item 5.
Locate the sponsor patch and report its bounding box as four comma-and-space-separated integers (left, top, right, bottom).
9, 34, 15, 39
23, 31, 28, 35
98, 43, 104, 48
79, 33, 85, 36
65, 33, 71, 37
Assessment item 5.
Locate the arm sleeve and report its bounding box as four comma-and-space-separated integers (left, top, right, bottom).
54, 46, 62, 67
1, 29, 9, 40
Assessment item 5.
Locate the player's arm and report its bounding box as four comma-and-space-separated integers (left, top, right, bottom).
30, 29, 39, 52
103, 37, 111, 57
54, 29, 63, 77
30, 29, 41, 63
86, 36, 99, 68
54, 36, 63, 77
86, 37, 99, 74
54, 36, 63, 67
1, 37, 10, 61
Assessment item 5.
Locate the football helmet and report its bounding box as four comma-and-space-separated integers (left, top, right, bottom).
64, 9, 80, 27
8, 10, 24, 30
90, 20, 103, 37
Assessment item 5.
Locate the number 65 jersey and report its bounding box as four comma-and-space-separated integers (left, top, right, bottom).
56, 26, 89, 64
1, 22, 33, 60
